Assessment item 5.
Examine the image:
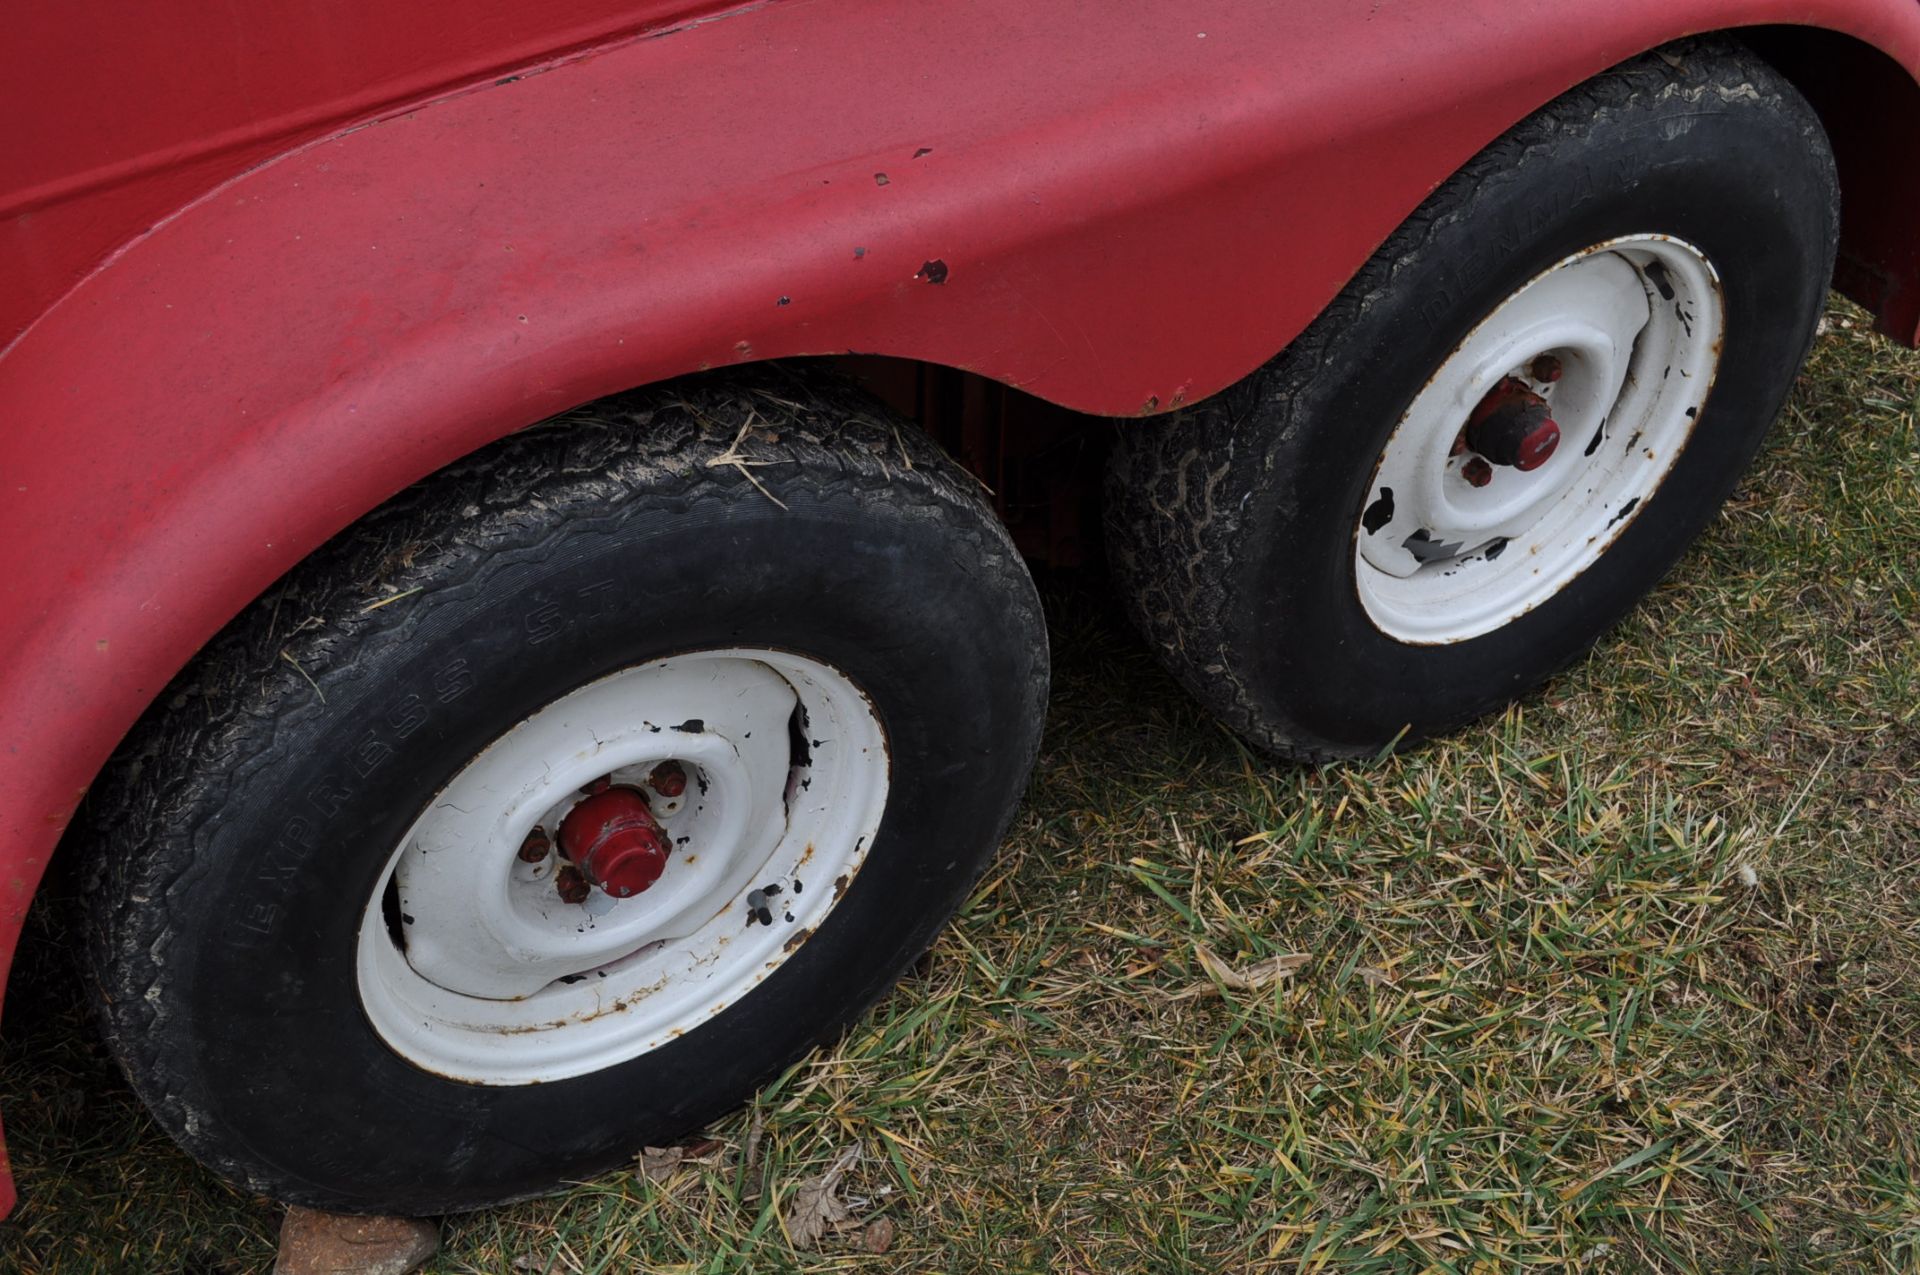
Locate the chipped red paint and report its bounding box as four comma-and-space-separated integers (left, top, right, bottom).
4, 0, 1920, 1218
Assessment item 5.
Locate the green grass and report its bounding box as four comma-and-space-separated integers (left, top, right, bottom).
3, 301, 1918, 1273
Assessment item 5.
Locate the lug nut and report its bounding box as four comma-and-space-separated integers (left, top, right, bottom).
1530, 353, 1564, 383
1462, 457, 1494, 488
517, 826, 552, 863
554, 864, 592, 904
648, 761, 688, 798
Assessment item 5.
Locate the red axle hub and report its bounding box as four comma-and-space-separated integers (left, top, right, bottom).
557, 785, 672, 899
1466, 376, 1561, 472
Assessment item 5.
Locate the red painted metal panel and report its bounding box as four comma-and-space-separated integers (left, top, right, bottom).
0, 0, 735, 343
2, 0, 1918, 1213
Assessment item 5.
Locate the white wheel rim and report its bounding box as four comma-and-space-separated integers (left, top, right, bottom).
356, 649, 889, 1085
1353, 235, 1724, 644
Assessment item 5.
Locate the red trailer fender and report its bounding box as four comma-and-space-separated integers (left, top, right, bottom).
3, 0, 1920, 1216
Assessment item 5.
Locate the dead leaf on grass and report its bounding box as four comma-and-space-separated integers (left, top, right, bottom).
783, 1143, 862, 1249
637, 1138, 725, 1183
1167, 941, 1309, 999
863, 1215, 897, 1254
741, 1107, 768, 1205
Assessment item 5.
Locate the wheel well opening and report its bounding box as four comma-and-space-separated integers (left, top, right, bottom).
816, 355, 1114, 568
1740, 25, 1920, 346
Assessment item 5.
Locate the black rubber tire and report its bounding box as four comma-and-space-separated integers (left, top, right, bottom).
1105, 41, 1838, 761
77, 367, 1048, 1213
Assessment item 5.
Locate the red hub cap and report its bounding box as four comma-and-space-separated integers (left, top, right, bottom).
557, 785, 672, 898
1466, 376, 1561, 472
